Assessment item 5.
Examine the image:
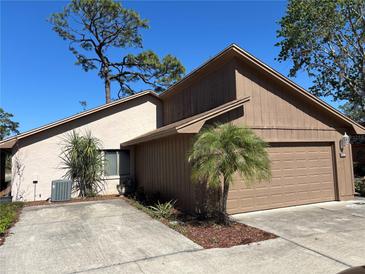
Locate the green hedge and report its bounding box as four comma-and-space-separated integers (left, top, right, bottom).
355, 178, 365, 197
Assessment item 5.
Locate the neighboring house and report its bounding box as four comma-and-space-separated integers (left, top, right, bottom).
0, 92, 161, 201
1, 44, 364, 214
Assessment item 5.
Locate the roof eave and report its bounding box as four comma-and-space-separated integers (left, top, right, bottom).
353, 124, 365, 135
0, 90, 159, 149
122, 128, 178, 147
160, 44, 365, 134
159, 44, 236, 99
0, 138, 17, 149
230, 45, 365, 134
122, 96, 250, 146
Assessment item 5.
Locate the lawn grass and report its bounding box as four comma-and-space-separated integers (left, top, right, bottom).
0, 202, 24, 236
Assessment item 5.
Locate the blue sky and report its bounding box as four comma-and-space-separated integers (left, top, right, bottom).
1, 0, 341, 133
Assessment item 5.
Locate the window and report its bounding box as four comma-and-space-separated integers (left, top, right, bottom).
104, 151, 118, 176
103, 150, 130, 176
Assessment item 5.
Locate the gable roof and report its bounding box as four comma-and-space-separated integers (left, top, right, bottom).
159, 44, 365, 134
1, 44, 363, 150
0, 90, 159, 149
122, 96, 250, 146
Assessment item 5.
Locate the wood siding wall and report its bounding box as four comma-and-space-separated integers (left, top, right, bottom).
135, 134, 207, 212
162, 60, 236, 125
133, 57, 355, 214
233, 59, 355, 199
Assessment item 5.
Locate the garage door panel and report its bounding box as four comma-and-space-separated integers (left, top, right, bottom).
270, 170, 283, 179
282, 169, 300, 177
254, 186, 282, 196
227, 198, 254, 212
271, 177, 284, 185
228, 143, 336, 214
229, 189, 254, 199
280, 161, 298, 169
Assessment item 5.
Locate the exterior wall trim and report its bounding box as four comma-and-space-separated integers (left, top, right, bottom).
331, 142, 340, 201
250, 127, 338, 131
122, 96, 250, 146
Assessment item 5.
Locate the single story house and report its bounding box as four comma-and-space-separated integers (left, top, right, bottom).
0, 92, 162, 201
1, 44, 364, 214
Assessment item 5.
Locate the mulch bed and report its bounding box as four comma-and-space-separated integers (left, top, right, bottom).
24, 194, 123, 207
167, 219, 277, 249
4, 195, 276, 249
1, 232, 9, 246
125, 197, 277, 249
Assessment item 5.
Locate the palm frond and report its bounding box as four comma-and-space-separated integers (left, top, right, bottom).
188, 123, 271, 188
59, 130, 105, 197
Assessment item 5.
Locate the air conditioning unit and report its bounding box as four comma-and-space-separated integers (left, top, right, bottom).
51, 180, 72, 202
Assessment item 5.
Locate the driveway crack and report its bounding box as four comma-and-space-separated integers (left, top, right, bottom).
317, 206, 365, 219
279, 236, 352, 268
134, 261, 146, 274
69, 247, 203, 273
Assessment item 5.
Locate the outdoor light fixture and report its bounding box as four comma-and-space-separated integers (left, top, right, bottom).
33, 174, 39, 201
340, 132, 350, 158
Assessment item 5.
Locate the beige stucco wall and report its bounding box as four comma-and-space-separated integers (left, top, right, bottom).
11, 95, 161, 201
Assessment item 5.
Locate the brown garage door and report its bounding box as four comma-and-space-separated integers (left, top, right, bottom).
228, 143, 336, 214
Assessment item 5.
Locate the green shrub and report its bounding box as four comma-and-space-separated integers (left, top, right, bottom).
355, 178, 365, 196
148, 200, 176, 219
60, 130, 104, 197
0, 202, 23, 234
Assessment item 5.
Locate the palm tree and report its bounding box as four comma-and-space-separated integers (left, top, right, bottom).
188, 123, 271, 224
60, 131, 105, 197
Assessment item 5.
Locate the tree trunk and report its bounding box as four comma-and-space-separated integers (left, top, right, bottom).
79, 180, 86, 197
362, 56, 365, 98
105, 78, 111, 104
219, 178, 230, 225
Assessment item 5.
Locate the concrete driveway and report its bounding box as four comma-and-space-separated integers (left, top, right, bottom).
0, 199, 201, 273
1, 199, 363, 274
233, 200, 365, 270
